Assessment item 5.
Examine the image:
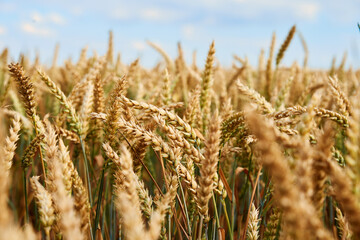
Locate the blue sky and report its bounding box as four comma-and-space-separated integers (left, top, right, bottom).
0, 0, 359, 69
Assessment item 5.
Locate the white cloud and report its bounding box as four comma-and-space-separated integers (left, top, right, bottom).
177, 0, 321, 21
140, 8, 174, 21
30, 12, 66, 25
234, 0, 321, 20
21, 23, 54, 37
0, 2, 16, 12
182, 24, 196, 40
0, 26, 7, 35
141, 7, 184, 21
31, 12, 43, 23
293, 2, 320, 20
69, 6, 84, 16
48, 13, 66, 25
323, 1, 359, 23
112, 6, 182, 22
112, 8, 131, 19
131, 41, 146, 51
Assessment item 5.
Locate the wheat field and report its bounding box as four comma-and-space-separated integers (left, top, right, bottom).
0, 25, 359, 240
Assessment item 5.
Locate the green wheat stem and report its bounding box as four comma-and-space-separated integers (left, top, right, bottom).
79, 136, 93, 206
176, 171, 192, 237
221, 198, 233, 240
79, 136, 94, 240
23, 169, 29, 223
32, 116, 47, 186
198, 215, 204, 240
168, 214, 171, 240
93, 166, 106, 238
212, 192, 220, 231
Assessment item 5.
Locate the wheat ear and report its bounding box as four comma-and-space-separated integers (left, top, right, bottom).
30, 176, 55, 237
200, 41, 215, 132
197, 111, 220, 221
3, 114, 21, 177
275, 25, 296, 66
113, 144, 145, 240
38, 69, 82, 135
245, 108, 331, 239
246, 203, 260, 240
52, 158, 83, 240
